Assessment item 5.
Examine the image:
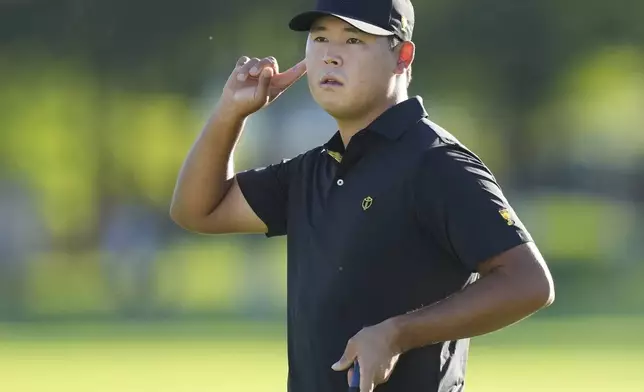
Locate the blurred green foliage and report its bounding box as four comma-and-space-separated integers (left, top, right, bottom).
0, 0, 643, 321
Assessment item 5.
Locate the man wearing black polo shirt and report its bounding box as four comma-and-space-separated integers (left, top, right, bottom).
170, 0, 555, 391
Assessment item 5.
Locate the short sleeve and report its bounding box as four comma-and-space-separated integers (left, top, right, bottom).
236, 157, 298, 237
413, 146, 532, 272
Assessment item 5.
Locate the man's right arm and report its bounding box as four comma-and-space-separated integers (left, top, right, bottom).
169, 104, 267, 234
169, 55, 306, 235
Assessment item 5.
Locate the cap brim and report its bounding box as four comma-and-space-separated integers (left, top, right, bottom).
289, 11, 394, 36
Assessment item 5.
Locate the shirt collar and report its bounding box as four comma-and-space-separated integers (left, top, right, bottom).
324, 131, 345, 154
367, 96, 428, 140
323, 96, 428, 153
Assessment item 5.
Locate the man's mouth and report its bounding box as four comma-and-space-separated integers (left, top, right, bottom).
320, 75, 344, 87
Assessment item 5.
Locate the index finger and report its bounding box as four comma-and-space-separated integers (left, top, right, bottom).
271, 59, 307, 89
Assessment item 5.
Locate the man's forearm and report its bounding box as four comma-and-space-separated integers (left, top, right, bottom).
170, 104, 246, 222
389, 255, 554, 353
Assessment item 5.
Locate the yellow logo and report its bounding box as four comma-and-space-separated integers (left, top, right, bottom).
327, 150, 342, 163
400, 16, 407, 30
362, 196, 373, 211
499, 208, 514, 226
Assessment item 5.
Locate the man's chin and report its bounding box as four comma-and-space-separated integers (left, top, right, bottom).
314, 97, 355, 118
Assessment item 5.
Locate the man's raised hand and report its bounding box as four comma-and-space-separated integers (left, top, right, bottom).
220, 56, 307, 118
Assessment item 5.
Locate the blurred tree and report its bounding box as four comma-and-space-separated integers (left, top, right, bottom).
1, 0, 644, 319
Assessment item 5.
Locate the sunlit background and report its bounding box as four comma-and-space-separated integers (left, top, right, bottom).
1, 0, 643, 391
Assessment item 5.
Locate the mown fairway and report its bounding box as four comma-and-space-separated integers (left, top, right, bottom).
1, 317, 642, 391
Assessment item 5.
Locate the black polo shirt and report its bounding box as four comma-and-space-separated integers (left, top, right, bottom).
236, 96, 532, 392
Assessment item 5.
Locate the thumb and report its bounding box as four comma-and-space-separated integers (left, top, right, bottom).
271, 59, 307, 90
254, 67, 274, 102
332, 350, 355, 371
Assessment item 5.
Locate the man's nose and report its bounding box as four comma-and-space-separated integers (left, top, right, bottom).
322, 52, 342, 67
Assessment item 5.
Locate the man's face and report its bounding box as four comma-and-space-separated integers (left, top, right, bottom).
305, 16, 398, 119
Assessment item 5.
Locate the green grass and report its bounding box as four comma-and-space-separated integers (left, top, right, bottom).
1, 317, 642, 391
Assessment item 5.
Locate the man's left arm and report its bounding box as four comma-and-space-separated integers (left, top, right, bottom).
332, 147, 555, 391
390, 241, 554, 353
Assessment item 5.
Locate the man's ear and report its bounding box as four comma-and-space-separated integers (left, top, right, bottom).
395, 41, 415, 75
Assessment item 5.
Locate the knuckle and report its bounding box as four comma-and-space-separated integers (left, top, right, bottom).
264, 57, 279, 73
240, 58, 258, 70
258, 58, 274, 69
236, 56, 250, 66
247, 58, 261, 71
346, 337, 358, 351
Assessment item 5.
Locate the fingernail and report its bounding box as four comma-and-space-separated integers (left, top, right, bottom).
249, 66, 258, 75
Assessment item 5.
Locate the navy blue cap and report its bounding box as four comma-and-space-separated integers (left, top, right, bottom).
289, 0, 414, 41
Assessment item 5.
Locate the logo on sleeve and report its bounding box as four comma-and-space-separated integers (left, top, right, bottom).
362, 196, 373, 211
499, 208, 514, 226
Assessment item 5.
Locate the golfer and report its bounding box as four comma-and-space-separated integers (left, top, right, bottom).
170, 0, 555, 391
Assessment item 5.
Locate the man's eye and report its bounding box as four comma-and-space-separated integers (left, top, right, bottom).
347, 38, 363, 44
314, 36, 328, 42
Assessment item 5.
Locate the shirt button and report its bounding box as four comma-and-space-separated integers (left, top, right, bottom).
337, 179, 344, 186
